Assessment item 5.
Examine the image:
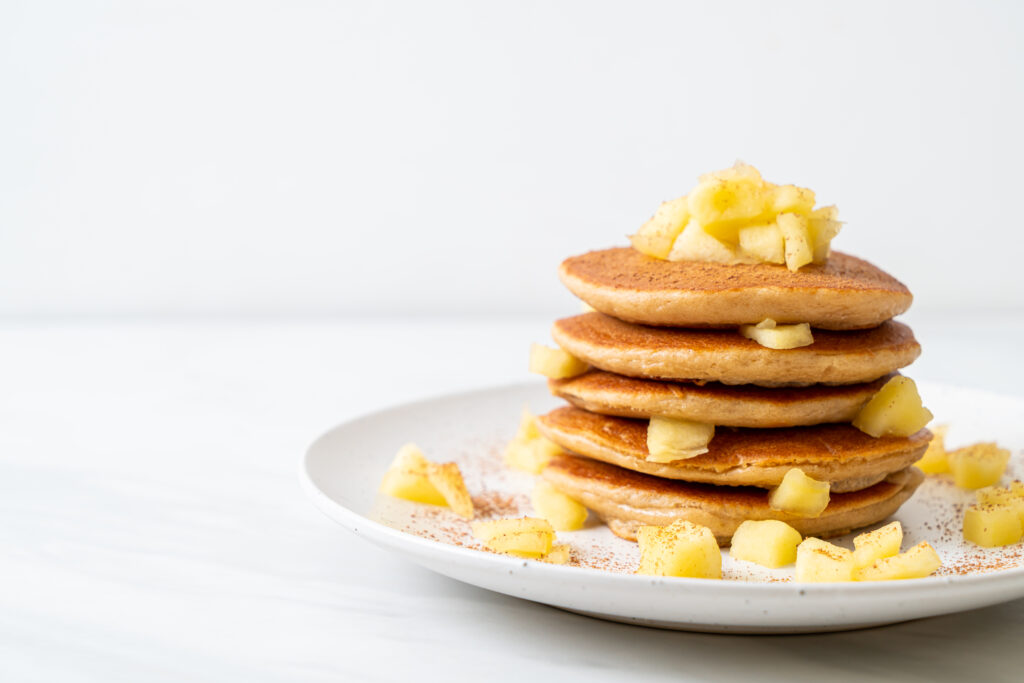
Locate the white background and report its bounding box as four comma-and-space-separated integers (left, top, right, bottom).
3, 0, 1023, 318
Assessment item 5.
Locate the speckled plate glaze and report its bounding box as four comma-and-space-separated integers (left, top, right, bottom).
301, 381, 1024, 633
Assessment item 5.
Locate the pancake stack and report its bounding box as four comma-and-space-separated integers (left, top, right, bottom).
534, 246, 930, 544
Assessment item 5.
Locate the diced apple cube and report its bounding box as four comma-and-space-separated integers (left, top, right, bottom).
646, 417, 714, 463
808, 217, 843, 263
737, 223, 785, 264
963, 503, 1023, 547
852, 521, 903, 569
777, 212, 813, 272
729, 519, 802, 568
630, 197, 690, 259
772, 184, 816, 215
976, 487, 1024, 530
472, 517, 555, 558
379, 444, 474, 517
541, 544, 572, 565
636, 520, 722, 579
915, 424, 950, 474
810, 205, 839, 221
426, 462, 474, 519
513, 407, 541, 441
667, 220, 738, 263
689, 171, 773, 245
379, 443, 447, 506
738, 319, 814, 350
504, 435, 562, 474
854, 541, 941, 581
768, 468, 830, 517
532, 480, 588, 531
852, 376, 934, 438
948, 443, 1010, 489
528, 343, 588, 379
795, 537, 854, 582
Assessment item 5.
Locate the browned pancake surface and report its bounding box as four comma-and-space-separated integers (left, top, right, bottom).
551, 313, 920, 386
544, 454, 909, 512
563, 248, 909, 295
540, 406, 929, 471
559, 248, 912, 330
536, 406, 929, 490
542, 454, 924, 542
556, 313, 914, 355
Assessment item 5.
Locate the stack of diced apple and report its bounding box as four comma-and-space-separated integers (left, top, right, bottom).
629, 163, 842, 273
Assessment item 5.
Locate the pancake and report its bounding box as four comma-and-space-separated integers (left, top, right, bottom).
549, 370, 891, 428
536, 406, 930, 492
541, 454, 924, 544
559, 248, 911, 330
552, 313, 920, 386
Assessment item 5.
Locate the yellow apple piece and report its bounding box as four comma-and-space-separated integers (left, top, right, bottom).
738, 318, 814, 350
772, 184, 816, 215
948, 443, 1010, 489
528, 343, 588, 379
630, 196, 690, 259
852, 521, 903, 569
777, 212, 814, 272
688, 170, 773, 246
768, 468, 830, 517
503, 406, 562, 474
729, 519, 802, 568
737, 222, 785, 264
809, 205, 839, 222
636, 520, 722, 579
808, 216, 843, 264
504, 435, 562, 474
426, 462, 474, 519
854, 541, 941, 581
667, 220, 738, 263
852, 376, 933, 438
513, 407, 541, 441
532, 480, 588, 531
472, 517, 555, 558
795, 537, 854, 582
541, 544, 571, 565
963, 503, 1022, 547
379, 444, 474, 517
915, 424, 950, 474
646, 416, 714, 463
977, 486, 1024, 524
379, 443, 447, 506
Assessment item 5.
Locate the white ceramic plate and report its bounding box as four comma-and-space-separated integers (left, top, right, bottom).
301, 381, 1024, 633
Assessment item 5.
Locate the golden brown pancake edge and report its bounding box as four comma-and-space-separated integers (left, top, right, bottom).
559, 248, 913, 330
541, 454, 924, 544
536, 406, 930, 491
551, 313, 921, 386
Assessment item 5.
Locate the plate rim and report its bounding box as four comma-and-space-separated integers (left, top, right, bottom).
300, 380, 1024, 596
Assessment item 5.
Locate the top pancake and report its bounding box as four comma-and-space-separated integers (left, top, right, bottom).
559, 248, 912, 330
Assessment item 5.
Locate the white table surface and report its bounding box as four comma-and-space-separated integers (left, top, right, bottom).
3, 313, 1024, 682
